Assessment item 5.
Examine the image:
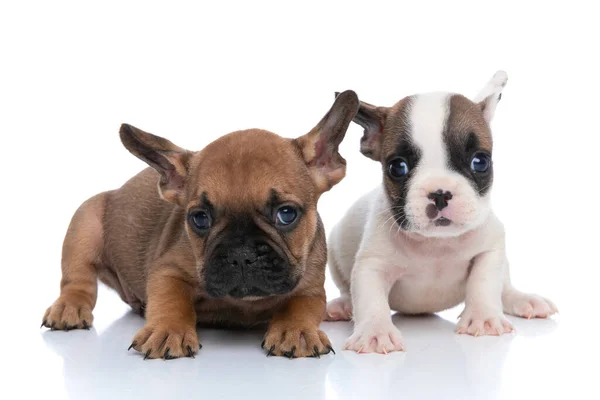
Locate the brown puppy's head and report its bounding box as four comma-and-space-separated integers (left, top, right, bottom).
119, 91, 359, 299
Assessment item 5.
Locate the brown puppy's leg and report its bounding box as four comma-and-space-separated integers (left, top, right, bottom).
129, 267, 200, 359
42, 193, 106, 330
263, 295, 333, 358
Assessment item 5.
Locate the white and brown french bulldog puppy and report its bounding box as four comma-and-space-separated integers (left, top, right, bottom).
42, 90, 360, 359
326, 72, 557, 354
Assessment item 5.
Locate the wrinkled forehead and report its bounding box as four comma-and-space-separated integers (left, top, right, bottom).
381, 93, 492, 164
187, 130, 315, 211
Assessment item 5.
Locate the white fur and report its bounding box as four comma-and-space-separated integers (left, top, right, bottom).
474, 70, 508, 124
326, 72, 557, 354
409, 92, 449, 170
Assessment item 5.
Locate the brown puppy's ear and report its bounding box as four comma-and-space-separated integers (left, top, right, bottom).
295, 90, 359, 193
119, 123, 191, 204
351, 98, 389, 161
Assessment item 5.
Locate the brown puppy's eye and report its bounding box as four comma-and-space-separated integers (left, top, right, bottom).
188, 210, 211, 233
275, 206, 298, 226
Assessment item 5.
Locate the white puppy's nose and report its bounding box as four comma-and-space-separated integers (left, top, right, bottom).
427, 189, 453, 211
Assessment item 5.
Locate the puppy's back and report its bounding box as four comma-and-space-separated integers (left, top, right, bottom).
102, 168, 187, 297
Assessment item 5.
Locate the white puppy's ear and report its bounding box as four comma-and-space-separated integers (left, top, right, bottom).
474, 70, 508, 124
349, 97, 389, 161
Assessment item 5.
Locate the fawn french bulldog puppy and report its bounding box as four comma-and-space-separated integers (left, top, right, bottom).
42, 91, 360, 359
326, 72, 557, 354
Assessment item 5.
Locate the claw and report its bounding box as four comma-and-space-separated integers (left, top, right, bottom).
260, 340, 265, 349
163, 348, 171, 360
357, 345, 364, 354
267, 345, 275, 357
144, 349, 152, 360
82, 320, 90, 330
326, 345, 335, 355
186, 345, 195, 358
50, 323, 56, 331
41, 320, 46, 329
474, 329, 479, 337
285, 346, 296, 359
128, 341, 137, 351
382, 348, 388, 355
496, 328, 502, 336
312, 345, 320, 358
527, 314, 532, 320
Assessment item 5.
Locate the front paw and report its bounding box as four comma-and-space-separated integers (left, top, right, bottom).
262, 323, 333, 358
504, 293, 558, 319
42, 294, 93, 331
129, 322, 201, 360
325, 295, 353, 321
344, 320, 404, 354
456, 308, 514, 336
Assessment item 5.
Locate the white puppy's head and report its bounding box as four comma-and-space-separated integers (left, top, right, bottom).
350, 71, 507, 238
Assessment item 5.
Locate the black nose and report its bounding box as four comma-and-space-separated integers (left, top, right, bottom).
428, 189, 453, 210
226, 247, 258, 267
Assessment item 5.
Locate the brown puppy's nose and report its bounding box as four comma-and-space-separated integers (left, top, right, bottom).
428, 189, 453, 211
226, 247, 258, 267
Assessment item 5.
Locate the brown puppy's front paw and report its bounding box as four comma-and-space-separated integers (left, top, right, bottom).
129, 322, 201, 360
42, 295, 94, 331
262, 324, 334, 358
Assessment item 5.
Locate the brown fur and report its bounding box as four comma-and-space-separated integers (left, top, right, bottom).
357, 94, 493, 161
448, 94, 493, 152
42, 91, 359, 359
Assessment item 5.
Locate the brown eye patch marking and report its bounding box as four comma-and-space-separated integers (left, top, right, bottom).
444, 94, 494, 196
378, 97, 420, 230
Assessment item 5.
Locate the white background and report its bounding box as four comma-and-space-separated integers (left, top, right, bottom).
1, 1, 598, 399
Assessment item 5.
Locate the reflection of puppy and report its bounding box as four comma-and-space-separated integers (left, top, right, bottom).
42, 91, 360, 359
43, 311, 333, 399
326, 72, 557, 354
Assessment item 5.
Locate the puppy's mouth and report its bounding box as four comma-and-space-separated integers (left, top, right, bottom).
433, 217, 452, 227
227, 287, 271, 299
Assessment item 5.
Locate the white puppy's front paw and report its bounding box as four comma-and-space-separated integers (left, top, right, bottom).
343, 320, 404, 354
503, 292, 558, 319
325, 296, 353, 321
456, 308, 514, 336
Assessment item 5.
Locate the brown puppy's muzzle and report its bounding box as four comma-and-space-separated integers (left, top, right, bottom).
203, 221, 298, 299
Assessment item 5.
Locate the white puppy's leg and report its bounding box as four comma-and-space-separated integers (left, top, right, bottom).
501, 267, 558, 319
326, 294, 353, 321
344, 257, 404, 353
457, 250, 514, 336
325, 241, 353, 321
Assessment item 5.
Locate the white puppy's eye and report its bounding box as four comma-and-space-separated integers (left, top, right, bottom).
388, 158, 409, 179
470, 152, 491, 173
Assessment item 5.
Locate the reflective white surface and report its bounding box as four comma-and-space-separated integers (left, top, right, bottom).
6, 283, 594, 400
